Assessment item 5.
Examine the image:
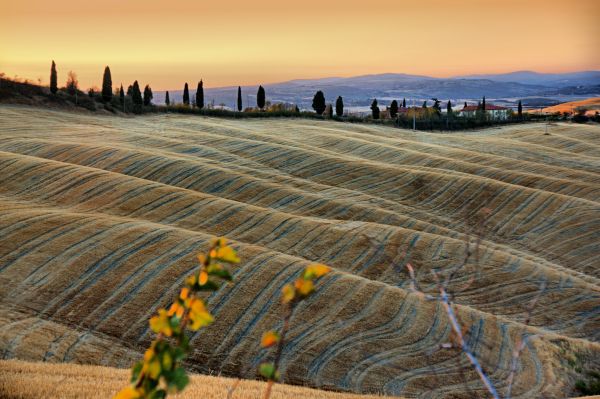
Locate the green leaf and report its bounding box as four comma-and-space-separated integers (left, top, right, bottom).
259, 362, 277, 380
168, 367, 189, 392
195, 279, 220, 291
207, 265, 233, 281
148, 388, 166, 399
130, 361, 143, 383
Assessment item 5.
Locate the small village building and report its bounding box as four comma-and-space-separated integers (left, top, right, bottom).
458, 104, 510, 120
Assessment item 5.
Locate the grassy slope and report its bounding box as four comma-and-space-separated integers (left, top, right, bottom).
539, 97, 600, 114
0, 105, 598, 398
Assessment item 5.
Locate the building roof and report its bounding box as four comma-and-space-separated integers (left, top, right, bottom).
460, 104, 509, 112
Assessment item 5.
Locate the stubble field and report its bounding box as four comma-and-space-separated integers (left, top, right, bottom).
0, 105, 598, 398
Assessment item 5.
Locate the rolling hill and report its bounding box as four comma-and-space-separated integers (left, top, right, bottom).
0, 105, 599, 398
155, 71, 600, 109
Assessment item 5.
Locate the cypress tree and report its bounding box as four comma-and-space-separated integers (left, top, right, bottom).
447, 100, 452, 114
102, 66, 112, 102
237, 86, 242, 112
257, 85, 266, 110
328, 104, 333, 118
183, 83, 190, 105
50, 60, 58, 94
371, 99, 380, 119
119, 84, 125, 107
390, 100, 399, 117
518, 100, 522, 118
335, 96, 344, 117
482, 96, 486, 110
402, 98, 406, 108
464, 101, 468, 108
196, 80, 204, 109
131, 80, 143, 114
143, 84, 153, 106
165, 91, 170, 106
422, 100, 427, 108
312, 90, 326, 115
127, 85, 133, 96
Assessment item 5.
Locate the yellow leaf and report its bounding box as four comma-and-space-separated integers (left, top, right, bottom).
179, 287, 189, 300
294, 278, 314, 297
281, 284, 295, 303
215, 245, 240, 264
168, 302, 184, 318
114, 386, 142, 399
199, 270, 209, 285
149, 309, 172, 337
147, 358, 161, 379
197, 253, 206, 265
188, 298, 214, 330
185, 274, 197, 287
162, 351, 172, 371
143, 348, 155, 362
304, 264, 331, 279
261, 330, 280, 348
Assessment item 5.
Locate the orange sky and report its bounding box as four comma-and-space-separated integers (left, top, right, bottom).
1, 0, 599, 90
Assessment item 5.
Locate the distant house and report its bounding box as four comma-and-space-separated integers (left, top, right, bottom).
459, 104, 510, 120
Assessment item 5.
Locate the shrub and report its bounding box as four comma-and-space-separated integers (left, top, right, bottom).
114, 237, 239, 399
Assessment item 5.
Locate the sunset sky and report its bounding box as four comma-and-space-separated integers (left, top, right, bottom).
1, 0, 599, 90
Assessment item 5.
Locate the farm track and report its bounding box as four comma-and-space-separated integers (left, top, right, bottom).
0, 105, 598, 398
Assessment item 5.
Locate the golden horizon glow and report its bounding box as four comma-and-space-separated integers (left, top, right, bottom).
1, 0, 599, 90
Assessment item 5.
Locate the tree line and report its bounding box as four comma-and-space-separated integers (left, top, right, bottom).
47, 61, 533, 124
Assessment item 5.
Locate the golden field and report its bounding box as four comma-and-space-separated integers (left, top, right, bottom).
535, 97, 600, 115
0, 359, 388, 399
0, 105, 598, 398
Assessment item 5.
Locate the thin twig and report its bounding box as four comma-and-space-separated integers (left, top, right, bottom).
505, 280, 546, 399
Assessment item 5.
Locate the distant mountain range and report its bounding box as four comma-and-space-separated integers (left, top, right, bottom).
155, 70, 600, 110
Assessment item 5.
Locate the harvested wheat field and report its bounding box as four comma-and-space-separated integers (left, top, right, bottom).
0, 359, 388, 399
0, 104, 599, 398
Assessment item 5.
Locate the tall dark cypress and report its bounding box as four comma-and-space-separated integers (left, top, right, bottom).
131, 81, 143, 114
517, 100, 522, 118
237, 86, 242, 112
402, 98, 406, 108
196, 80, 204, 109
422, 100, 427, 108
102, 66, 112, 102
482, 96, 486, 111
447, 100, 452, 114
50, 60, 58, 94
390, 100, 398, 117
143, 84, 153, 106
183, 83, 190, 105
119, 84, 125, 107
335, 96, 344, 117
464, 101, 468, 108
371, 99, 380, 119
165, 91, 170, 106
257, 85, 266, 110
312, 90, 326, 115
